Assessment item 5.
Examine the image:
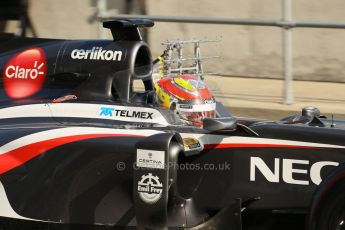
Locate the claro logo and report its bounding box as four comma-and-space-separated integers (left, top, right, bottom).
250, 156, 339, 185
3, 48, 47, 98
71, 47, 122, 61
5, 61, 44, 79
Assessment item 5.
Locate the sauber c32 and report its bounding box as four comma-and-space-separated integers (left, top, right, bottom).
0, 19, 344, 230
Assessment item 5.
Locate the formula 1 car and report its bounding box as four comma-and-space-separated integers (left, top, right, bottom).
0, 19, 345, 230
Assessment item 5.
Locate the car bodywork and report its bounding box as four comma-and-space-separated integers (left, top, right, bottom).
0, 19, 344, 229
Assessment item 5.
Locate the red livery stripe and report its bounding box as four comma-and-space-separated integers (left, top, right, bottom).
0, 133, 142, 175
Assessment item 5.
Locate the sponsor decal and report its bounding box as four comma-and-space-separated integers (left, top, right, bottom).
99, 107, 115, 117
203, 99, 216, 104
99, 107, 153, 119
250, 156, 339, 185
137, 173, 163, 204
137, 149, 165, 169
3, 48, 47, 98
176, 102, 216, 112
179, 104, 193, 109
71, 47, 122, 61
183, 137, 201, 150
182, 137, 204, 156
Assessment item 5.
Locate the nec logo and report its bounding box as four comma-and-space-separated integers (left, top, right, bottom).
250, 157, 339, 185
3, 48, 47, 98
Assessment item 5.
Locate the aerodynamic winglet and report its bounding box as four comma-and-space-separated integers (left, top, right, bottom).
103, 19, 154, 41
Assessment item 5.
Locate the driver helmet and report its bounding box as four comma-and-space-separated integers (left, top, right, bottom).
155, 74, 216, 126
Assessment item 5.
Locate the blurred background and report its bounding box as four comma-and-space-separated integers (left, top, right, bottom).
1, 0, 345, 119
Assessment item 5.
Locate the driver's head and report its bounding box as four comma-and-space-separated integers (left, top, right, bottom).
155, 74, 216, 126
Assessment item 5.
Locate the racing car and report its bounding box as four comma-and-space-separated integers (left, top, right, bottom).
0, 19, 344, 230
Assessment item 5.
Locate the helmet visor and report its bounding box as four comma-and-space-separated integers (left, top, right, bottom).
180, 110, 216, 123
177, 102, 216, 126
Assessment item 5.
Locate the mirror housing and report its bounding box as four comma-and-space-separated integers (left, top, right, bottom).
203, 117, 237, 132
